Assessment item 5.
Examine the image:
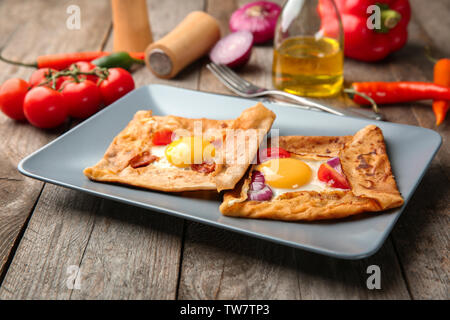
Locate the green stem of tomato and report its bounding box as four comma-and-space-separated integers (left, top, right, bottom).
38, 65, 109, 89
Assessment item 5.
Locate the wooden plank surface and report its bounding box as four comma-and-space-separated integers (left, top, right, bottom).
387, 0, 449, 299
0, 0, 448, 300
0, 0, 111, 279
340, 0, 449, 299
0, 0, 113, 298
0, 0, 202, 299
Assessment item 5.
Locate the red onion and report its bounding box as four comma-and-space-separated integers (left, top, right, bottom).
327, 157, 343, 174
248, 185, 273, 201
250, 170, 265, 190
229, 1, 281, 44
209, 31, 254, 68
251, 170, 265, 182
248, 170, 273, 201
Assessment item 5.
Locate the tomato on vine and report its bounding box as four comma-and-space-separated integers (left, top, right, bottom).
23, 86, 68, 128
99, 68, 135, 105
69, 62, 98, 83
29, 68, 65, 89
1, 62, 136, 129
61, 79, 102, 119
0, 78, 29, 121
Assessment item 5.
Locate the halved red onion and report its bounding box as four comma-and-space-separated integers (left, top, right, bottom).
209, 31, 254, 69
251, 170, 265, 183
248, 170, 272, 201
248, 185, 273, 201
327, 157, 343, 174
250, 170, 265, 191
229, 1, 281, 44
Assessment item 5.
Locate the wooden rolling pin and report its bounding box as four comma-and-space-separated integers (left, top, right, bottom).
145, 11, 221, 79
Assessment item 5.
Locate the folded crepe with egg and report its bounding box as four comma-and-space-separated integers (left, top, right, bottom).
220, 125, 404, 221
84, 103, 276, 192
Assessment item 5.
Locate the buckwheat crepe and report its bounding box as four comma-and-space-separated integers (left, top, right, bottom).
220, 125, 404, 221
84, 103, 276, 192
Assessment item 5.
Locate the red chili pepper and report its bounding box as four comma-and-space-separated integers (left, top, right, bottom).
319, 0, 411, 62
0, 51, 145, 70
432, 59, 450, 126
349, 82, 450, 105
129, 52, 145, 60
36, 52, 109, 70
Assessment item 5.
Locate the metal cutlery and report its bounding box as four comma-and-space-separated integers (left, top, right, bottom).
207, 62, 383, 121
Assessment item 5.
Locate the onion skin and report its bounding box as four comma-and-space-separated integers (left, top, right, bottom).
229, 1, 281, 44
248, 185, 273, 201
326, 157, 343, 173
209, 31, 254, 69
248, 170, 273, 201
250, 170, 266, 191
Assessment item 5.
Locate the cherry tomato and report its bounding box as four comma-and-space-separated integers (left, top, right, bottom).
24, 87, 68, 128
257, 147, 290, 164
69, 61, 98, 83
99, 68, 135, 105
0, 78, 29, 120
152, 129, 173, 145
61, 80, 102, 119
317, 163, 350, 189
29, 68, 65, 89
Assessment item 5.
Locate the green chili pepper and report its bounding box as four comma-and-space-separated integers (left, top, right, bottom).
92, 51, 144, 70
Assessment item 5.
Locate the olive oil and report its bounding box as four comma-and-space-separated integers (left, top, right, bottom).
272, 36, 343, 97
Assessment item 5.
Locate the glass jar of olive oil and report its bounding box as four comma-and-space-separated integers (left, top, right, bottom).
272, 0, 344, 98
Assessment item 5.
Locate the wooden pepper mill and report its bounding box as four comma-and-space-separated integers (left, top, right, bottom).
145, 11, 220, 79
111, 0, 153, 52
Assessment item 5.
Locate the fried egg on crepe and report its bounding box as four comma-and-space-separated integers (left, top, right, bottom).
84, 103, 276, 192
220, 125, 404, 221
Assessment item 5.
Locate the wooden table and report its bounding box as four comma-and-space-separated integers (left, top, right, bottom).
0, 0, 447, 300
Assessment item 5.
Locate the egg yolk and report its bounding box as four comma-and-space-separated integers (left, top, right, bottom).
165, 136, 215, 168
257, 158, 312, 189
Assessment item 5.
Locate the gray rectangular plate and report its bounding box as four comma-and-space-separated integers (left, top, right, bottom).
18, 85, 442, 259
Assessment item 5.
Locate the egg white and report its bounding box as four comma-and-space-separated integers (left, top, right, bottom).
149, 145, 180, 169
259, 158, 343, 199
150, 144, 218, 170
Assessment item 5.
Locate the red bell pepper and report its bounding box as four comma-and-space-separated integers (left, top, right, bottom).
319, 0, 411, 62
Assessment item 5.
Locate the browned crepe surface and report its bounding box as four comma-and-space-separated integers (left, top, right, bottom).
84, 103, 276, 192
220, 125, 404, 221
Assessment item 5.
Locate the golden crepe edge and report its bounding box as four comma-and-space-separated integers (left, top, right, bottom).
83, 102, 276, 192
219, 125, 404, 221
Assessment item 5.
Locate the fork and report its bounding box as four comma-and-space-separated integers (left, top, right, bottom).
207, 62, 383, 121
